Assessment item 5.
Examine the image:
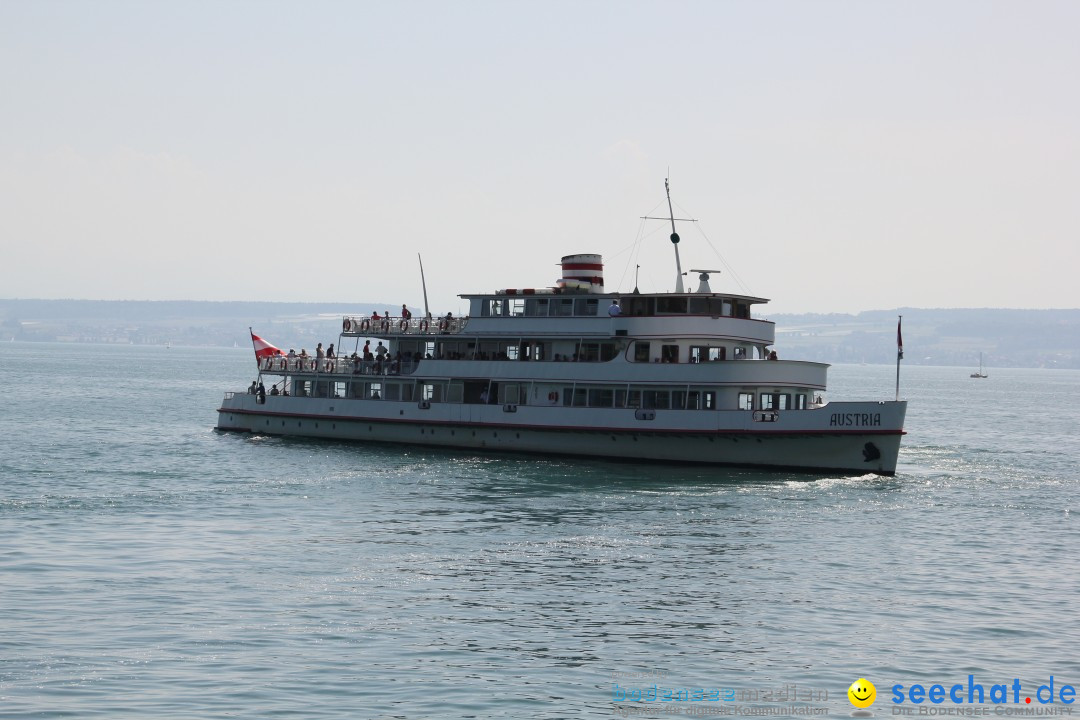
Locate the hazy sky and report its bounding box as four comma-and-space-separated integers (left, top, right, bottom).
2, 1, 1077, 314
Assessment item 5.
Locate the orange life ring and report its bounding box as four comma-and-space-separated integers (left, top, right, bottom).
438, 319, 450, 332
343, 319, 350, 333
380, 319, 389, 333
279, 358, 287, 370
548, 391, 559, 403
360, 319, 370, 333
324, 360, 334, 373
419, 320, 429, 333
399, 319, 408, 332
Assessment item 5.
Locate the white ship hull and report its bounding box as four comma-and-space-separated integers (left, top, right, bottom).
217, 394, 906, 475
224, 188, 909, 477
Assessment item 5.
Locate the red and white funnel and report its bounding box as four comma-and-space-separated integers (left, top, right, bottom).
556, 254, 604, 293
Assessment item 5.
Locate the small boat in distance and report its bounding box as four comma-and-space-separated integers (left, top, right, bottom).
970, 353, 988, 379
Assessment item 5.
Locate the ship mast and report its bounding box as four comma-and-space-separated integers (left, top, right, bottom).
642, 179, 696, 293
665, 178, 685, 293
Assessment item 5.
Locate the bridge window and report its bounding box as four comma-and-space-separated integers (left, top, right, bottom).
526, 298, 549, 316
574, 298, 599, 316
622, 297, 655, 317
738, 393, 754, 410
656, 297, 688, 314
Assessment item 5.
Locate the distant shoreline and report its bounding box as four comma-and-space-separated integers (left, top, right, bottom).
2, 299, 1077, 369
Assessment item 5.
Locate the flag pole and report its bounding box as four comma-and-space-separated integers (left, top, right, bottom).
418, 254, 430, 319
895, 315, 903, 401
248, 326, 260, 370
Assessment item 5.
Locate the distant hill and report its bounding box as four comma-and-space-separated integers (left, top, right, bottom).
771, 308, 1079, 369
0, 299, 398, 352
1, 299, 1077, 369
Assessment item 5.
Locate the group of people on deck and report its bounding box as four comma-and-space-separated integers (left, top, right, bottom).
370, 304, 415, 322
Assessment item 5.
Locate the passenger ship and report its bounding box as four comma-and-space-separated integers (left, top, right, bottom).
217, 194, 906, 475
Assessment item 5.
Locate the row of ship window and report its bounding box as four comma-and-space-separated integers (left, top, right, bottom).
480, 296, 753, 318
391, 340, 758, 363
274, 378, 809, 411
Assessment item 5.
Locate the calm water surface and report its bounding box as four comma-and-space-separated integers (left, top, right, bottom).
1, 343, 1078, 719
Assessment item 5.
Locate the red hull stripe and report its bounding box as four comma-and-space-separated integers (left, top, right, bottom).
561, 263, 604, 271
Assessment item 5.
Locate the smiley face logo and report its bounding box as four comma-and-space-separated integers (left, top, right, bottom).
848, 678, 876, 708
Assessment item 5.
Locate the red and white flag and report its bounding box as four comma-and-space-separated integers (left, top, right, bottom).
251, 332, 285, 361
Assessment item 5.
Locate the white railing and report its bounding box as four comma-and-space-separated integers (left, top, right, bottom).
260, 356, 420, 376
341, 315, 470, 336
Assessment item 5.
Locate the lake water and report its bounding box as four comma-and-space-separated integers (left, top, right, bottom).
1, 342, 1078, 718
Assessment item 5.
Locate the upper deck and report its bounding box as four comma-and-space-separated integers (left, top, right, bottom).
341, 291, 775, 344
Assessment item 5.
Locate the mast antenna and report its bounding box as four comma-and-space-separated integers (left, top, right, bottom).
665, 178, 685, 292
641, 179, 696, 293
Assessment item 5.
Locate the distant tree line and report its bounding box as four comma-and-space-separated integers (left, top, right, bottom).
1, 300, 1077, 369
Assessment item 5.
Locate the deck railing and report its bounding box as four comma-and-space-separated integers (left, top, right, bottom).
260, 356, 420, 376
341, 315, 469, 336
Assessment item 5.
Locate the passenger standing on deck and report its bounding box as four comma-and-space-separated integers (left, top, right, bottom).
608, 300, 621, 317
401, 304, 412, 320
316, 343, 324, 360
327, 343, 335, 359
